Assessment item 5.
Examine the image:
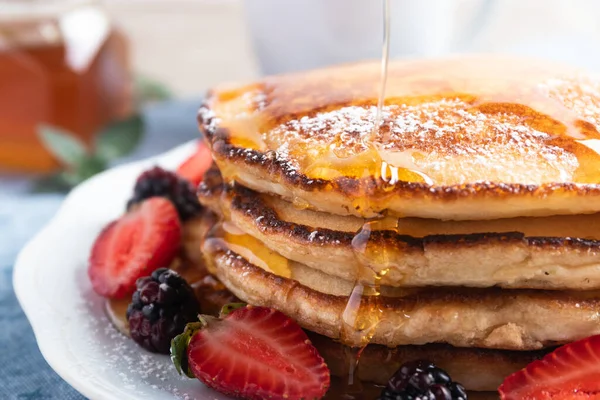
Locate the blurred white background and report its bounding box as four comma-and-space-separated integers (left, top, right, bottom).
105, 0, 600, 97
104, 0, 260, 97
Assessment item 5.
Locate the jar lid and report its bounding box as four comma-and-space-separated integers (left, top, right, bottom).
0, 0, 111, 73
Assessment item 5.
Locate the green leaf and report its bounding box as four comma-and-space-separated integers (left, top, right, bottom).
32, 156, 108, 193
31, 173, 71, 193
170, 320, 206, 378
219, 303, 247, 318
94, 114, 144, 161
37, 125, 88, 167
73, 155, 108, 181
134, 75, 172, 107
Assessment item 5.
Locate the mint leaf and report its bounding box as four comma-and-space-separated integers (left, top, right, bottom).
94, 114, 144, 161
135, 75, 172, 107
72, 155, 108, 181
38, 125, 88, 167
33, 156, 108, 193
32, 173, 71, 193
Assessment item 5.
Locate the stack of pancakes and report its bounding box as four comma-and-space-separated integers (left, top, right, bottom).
196, 55, 600, 394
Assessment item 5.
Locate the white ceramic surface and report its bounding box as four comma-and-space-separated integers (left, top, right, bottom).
14, 142, 228, 400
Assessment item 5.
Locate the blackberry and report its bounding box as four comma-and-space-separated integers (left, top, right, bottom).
128, 166, 202, 221
127, 268, 200, 354
379, 360, 467, 400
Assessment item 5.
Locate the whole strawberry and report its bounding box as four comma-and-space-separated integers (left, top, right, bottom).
171, 305, 330, 400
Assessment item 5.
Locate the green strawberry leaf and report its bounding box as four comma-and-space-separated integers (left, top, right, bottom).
94, 114, 144, 161
170, 321, 205, 379
219, 303, 247, 318
37, 124, 88, 167
134, 75, 172, 107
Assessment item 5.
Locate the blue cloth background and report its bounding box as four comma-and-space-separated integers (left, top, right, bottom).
0, 100, 201, 399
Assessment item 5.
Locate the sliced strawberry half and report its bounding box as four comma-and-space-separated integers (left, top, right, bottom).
88, 197, 181, 299
177, 141, 213, 187
499, 335, 600, 400
172, 305, 330, 400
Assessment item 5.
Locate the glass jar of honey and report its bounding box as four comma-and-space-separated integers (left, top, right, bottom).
0, 0, 132, 172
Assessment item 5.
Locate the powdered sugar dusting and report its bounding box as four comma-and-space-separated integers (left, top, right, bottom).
264, 99, 581, 184
76, 298, 220, 400
541, 76, 600, 130
197, 106, 218, 134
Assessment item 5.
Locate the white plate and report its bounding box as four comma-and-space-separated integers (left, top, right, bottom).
14, 142, 228, 400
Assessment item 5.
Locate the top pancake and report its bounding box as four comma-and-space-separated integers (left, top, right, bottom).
199, 55, 600, 220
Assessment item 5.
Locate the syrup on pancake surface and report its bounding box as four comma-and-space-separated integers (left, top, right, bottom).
201, 56, 600, 220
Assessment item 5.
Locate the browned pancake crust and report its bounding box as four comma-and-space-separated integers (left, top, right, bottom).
199, 165, 600, 289
199, 56, 600, 220
205, 244, 600, 350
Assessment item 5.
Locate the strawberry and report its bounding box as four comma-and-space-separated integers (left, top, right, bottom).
177, 141, 213, 187
88, 197, 181, 299
499, 335, 600, 400
171, 305, 330, 400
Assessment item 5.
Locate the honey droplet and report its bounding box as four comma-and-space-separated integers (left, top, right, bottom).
340, 283, 383, 348
292, 196, 311, 210
341, 217, 397, 348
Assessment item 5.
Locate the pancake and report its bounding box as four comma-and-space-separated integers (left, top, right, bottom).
168, 211, 535, 394
199, 165, 600, 290
199, 55, 600, 220
308, 332, 547, 392
202, 232, 600, 351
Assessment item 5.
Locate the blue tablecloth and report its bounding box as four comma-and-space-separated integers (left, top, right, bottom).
0, 100, 201, 399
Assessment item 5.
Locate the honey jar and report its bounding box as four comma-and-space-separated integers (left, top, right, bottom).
0, 0, 132, 172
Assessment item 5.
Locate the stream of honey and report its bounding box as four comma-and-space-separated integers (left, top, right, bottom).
337, 0, 393, 395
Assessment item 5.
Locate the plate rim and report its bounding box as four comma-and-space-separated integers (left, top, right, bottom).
13, 141, 198, 400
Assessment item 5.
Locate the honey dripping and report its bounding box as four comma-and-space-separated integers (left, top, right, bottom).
202, 186, 293, 280
339, 0, 394, 394
373, 0, 391, 134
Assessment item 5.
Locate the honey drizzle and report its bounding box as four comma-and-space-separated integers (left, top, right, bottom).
373, 0, 391, 134
202, 183, 294, 279
339, 0, 394, 392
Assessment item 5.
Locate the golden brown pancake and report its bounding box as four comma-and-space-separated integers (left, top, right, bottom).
199, 165, 600, 290
202, 233, 600, 351
200, 55, 600, 220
